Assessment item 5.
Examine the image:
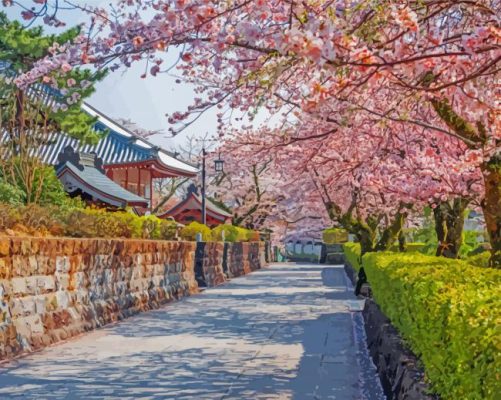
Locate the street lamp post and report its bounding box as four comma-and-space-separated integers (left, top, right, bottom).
200, 148, 224, 226
201, 148, 207, 225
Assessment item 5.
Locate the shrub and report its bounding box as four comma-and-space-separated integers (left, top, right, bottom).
0, 203, 178, 240
0, 178, 24, 205
363, 252, 500, 400
0, 203, 22, 231
180, 221, 212, 241
62, 208, 140, 238
323, 227, 349, 244
33, 165, 72, 207
389, 242, 427, 253
211, 224, 260, 242
212, 224, 239, 242
459, 230, 483, 258
466, 252, 490, 268
158, 219, 178, 240
246, 229, 260, 241
0, 160, 72, 207
0, 203, 66, 236
342, 242, 361, 271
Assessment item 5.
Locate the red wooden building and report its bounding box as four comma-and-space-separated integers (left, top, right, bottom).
37, 103, 198, 213
159, 189, 232, 227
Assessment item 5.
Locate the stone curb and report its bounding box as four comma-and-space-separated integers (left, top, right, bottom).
344, 262, 439, 400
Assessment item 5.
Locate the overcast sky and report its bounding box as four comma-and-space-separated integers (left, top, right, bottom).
4, 1, 225, 151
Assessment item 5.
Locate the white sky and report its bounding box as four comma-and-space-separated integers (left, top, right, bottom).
3, 1, 238, 150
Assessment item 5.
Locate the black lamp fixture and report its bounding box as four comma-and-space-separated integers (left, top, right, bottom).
214, 152, 224, 173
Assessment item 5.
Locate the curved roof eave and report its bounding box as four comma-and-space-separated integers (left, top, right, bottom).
82, 102, 199, 177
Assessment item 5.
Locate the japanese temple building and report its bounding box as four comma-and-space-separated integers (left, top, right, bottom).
36, 103, 198, 213
56, 146, 149, 209
0, 61, 199, 214
159, 186, 232, 227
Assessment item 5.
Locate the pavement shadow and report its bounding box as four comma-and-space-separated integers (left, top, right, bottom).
0, 264, 382, 399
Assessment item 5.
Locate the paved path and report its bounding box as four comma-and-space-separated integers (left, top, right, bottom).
0, 263, 384, 399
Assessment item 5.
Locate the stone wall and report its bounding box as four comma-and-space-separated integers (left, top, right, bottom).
0, 237, 268, 361
344, 261, 437, 400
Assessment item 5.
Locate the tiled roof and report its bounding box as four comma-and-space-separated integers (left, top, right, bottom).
160, 192, 232, 219
56, 149, 148, 208
0, 67, 198, 176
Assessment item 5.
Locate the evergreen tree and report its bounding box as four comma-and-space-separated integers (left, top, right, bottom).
0, 12, 107, 143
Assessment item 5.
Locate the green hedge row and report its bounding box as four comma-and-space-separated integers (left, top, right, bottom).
362, 252, 500, 399
179, 222, 260, 242
322, 227, 349, 244
0, 203, 261, 242
342, 242, 362, 271
0, 203, 179, 240
388, 242, 426, 252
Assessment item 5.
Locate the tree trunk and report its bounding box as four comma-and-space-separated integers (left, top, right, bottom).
14, 89, 24, 156
434, 198, 468, 259
375, 212, 406, 251
481, 160, 501, 268
357, 228, 376, 255
398, 230, 406, 252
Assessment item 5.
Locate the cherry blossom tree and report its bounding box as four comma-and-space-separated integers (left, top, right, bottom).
5, 0, 499, 265
226, 111, 484, 256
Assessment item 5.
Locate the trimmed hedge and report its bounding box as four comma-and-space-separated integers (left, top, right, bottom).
323, 227, 349, 244
180, 221, 212, 241
389, 242, 426, 253
342, 242, 362, 271
343, 242, 428, 272
180, 222, 260, 242
0, 203, 178, 240
363, 252, 501, 400
466, 251, 490, 268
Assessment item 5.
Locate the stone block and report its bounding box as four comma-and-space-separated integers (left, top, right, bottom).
0, 258, 10, 280
12, 318, 31, 341
37, 276, 55, 293
11, 256, 27, 277
0, 239, 10, 257
0, 279, 11, 298
56, 291, 70, 310
55, 273, 70, 291
55, 256, 70, 273
34, 295, 47, 315
11, 277, 27, 296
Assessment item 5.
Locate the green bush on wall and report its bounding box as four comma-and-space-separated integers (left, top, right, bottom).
388, 242, 426, 252
0, 178, 24, 206
0, 201, 261, 243
180, 221, 212, 242
323, 227, 349, 244
362, 252, 500, 400
342, 242, 362, 271
211, 224, 259, 242
212, 224, 239, 242
0, 203, 179, 240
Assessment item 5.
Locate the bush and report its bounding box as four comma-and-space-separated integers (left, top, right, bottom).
212, 224, 239, 242
323, 227, 349, 244
458, 230, 482, 258
63, 209, 178, 240
0, 203, 66, 236
246, 229, 260, 241
180, 221, 212, 241
0, 178, 24, 205
363, 252, 500, 400
211, 224, 260, 242
0, 160, 73, 207
389, 242, 427, 253
342, 242, 361, 271
466, 251, 490, 268
0, 203, 178, 240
